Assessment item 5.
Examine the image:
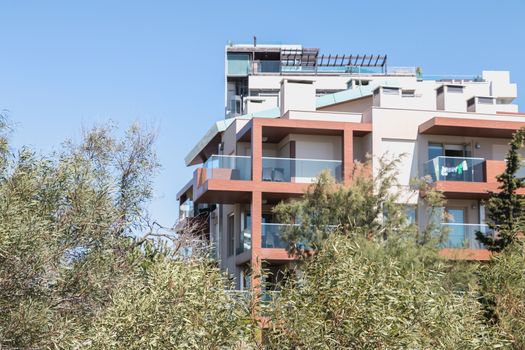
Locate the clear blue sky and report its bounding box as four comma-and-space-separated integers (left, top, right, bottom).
1, 0, 524, 227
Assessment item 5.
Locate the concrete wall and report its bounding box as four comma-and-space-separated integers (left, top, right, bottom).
249, 75, 349, 91
280, 79, 316, 115
284, 110, 362, 123
381, 138, 418, 187
248, 74, 419, 92
483, 70, 518, 99
245, 96, 278, 114
223, 119, 249, 155
276, 134, 342, 160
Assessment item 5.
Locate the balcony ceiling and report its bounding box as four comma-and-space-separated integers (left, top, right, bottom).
239, 126, 345, 143
237, 119, 372, 143
420, 117, 525, 138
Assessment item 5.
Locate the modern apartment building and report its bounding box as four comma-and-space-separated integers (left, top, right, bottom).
177, 43, 522, 290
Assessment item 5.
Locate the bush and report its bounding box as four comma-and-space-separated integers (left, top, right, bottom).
81, 254, 255, 349
479, 245, 525, 348
265, 236, 508, 349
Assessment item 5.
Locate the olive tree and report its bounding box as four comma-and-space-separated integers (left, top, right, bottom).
0, 116, 256, 349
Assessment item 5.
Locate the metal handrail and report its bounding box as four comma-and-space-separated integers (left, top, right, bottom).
425, 156, 485, 163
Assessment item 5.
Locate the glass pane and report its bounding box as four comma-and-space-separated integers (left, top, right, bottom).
405, 206, 417, 224
424, 156, 485, 182
204, 155, 251, 181
441, 223, 491, 249
227, 53, 251, 76
446, 209, 465, 248
448, 209, 465, 223
262, 157, 342, 183
428, 143, 444, 160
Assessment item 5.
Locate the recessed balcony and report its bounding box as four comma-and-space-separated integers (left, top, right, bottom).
261, 157, 342, 183
422, 157, 525, 198
261, 223, 293, 249
424, 156, 485, 182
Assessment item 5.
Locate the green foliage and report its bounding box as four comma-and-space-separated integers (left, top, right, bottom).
416, 177, 449, 245
273, 156, 417, 252
0, 120, 255, 349
477, 127, 525, 251
479, 245, 525, 348
80, 255, 255, 349
265, 235, 508, 349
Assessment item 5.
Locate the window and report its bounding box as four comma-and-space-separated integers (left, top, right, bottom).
496, 98, 513, 105
237, 211, 251, 254
428, 143, 444, 160
402, 89, 416, 97
227, 214, 235, 257
382, 204, 417, 225
241, 267, 251, 290
428, 143, 471, 159
348, 79, 371, 88
382, 87, 399, 95
447, 85, 464, 93
478, 97, 494, 105
405, 205, 417, 225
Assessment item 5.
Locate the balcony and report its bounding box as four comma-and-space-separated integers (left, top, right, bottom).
441, 223, 493, 250
191, 155, 253, 204
204, 155, 251, 181
261, 223, 291, 249
262, 157, 342, 183
261, 223, 337, 251
422, 157, 525, 199
424, 156, 485, 182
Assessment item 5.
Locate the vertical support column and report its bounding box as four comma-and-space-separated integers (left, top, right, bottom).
252, 121, 262, 182
250, 190, 263, 331
250, 191, 262, 288
250, 120, 264, 329
343, 127, 354, 185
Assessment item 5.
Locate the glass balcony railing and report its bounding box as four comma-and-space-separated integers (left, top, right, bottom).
421, 75, 484, 82
424, 156, 485, 182
441, 223, 493, 249
253, 60, 281, 73
204, 155, 251, 181
261, 223, 292, 249
262, 157, 342, 183
261, 223, 337, 249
